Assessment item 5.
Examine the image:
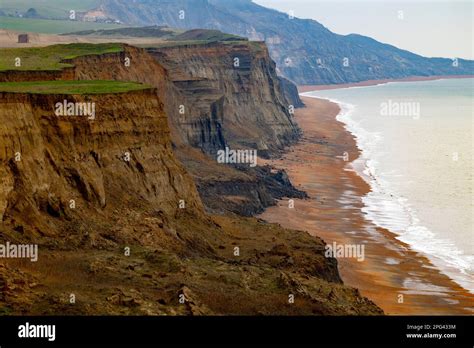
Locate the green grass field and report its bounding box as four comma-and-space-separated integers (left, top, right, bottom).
0, 43, 124, 71
0, 80, 151, 94
0, 17, 123, 34
0, 0, 100, 19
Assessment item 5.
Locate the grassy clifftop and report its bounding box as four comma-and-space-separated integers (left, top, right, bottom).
0, 80, 150, 94
0, 43, 123, 71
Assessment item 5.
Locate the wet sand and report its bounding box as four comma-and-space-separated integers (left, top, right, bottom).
258, 96, 474, 315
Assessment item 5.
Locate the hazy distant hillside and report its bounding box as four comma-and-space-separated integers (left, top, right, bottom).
100, 0, 474, 85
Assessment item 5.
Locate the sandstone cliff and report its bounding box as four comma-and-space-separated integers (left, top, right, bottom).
0, 90, 204, 244
1, 42, 301, 157
0, 44, 383, 315
148, 41, 301, 157
0, 91, 381, 315
0, 42, 304, 215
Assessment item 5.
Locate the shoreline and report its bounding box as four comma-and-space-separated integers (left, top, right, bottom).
258, 96, 474, 315
298, 75, 474, 93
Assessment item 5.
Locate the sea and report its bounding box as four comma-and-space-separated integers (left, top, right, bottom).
303, 78, 474, 293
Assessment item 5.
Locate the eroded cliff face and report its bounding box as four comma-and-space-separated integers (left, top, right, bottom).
0, 45, 188, 148
0, 88, 381, 314
0, 45, 383, 315
0, 44, 304, 216
0, 90, 204, 246
0, 43, 301, 158
148, 42, 301, 157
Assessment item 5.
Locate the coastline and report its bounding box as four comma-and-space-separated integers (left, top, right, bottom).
298, 75, 474, 93
258, 96, 474, 315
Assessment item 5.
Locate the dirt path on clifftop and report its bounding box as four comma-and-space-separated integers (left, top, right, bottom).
258, 96, 474, 315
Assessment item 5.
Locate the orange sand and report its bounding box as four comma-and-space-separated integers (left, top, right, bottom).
258, 96, 473, 315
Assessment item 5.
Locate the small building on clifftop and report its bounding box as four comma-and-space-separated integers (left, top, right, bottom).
18, 34, 29, 43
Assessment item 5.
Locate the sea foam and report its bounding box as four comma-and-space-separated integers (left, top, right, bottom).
302, 89, 474, 294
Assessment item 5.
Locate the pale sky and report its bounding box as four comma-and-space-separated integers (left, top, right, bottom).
254, 0, 473, 60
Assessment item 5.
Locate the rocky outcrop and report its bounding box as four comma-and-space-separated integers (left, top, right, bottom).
279, 76, 304, 108
197, 166, 307, 216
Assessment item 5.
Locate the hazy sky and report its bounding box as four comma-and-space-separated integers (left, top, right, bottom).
254, 0, 473, 60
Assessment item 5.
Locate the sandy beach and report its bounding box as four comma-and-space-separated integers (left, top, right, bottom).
258, 96, 474, 315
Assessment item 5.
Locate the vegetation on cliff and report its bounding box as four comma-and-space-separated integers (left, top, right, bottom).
0, 80, 149, 94
0, 43, 123, 71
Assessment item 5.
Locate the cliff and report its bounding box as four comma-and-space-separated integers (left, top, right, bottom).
0, 81, 381, 315
0, 42, 304, 215
0, 90, 204, 244
145, 41, 306, 214
2, 42, 300, 157
147, 41, 300, 157
279, 76, 304, 108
